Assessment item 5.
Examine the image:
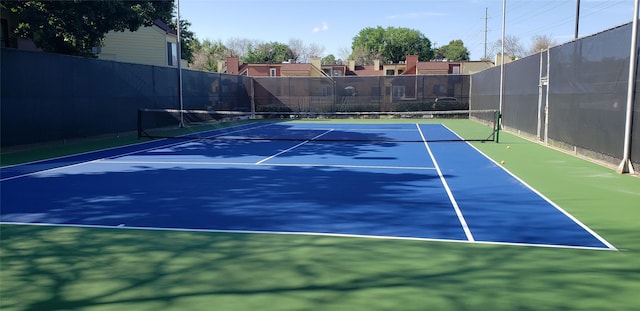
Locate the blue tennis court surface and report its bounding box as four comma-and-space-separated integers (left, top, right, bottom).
0, 122, 615, 250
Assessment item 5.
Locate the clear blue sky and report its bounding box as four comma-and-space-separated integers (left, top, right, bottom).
179, 0, 634, 61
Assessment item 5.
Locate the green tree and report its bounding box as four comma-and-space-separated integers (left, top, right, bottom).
243, 41, 295, 64
322, 54, 338, 65
350, 26, 385, 64
436, 40, 470, 61
351, 26, 432, 64
190, 39, 232, 72
4, 0, 174, 56
169, 18, 196, 63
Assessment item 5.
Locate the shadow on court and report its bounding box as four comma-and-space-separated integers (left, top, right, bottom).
0, 164, 466, 240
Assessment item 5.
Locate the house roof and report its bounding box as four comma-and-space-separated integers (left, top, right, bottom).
227, 55, 492, 77
348, 65, 384, 76
236, 62, 328, 77
416, 62, 450, 71
153, 19, 177, 36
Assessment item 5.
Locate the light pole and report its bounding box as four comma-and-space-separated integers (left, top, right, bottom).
176, 0, 185, 127
498, 0, 506, 124
618, 0, 639, 174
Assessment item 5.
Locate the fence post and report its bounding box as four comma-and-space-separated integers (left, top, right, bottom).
617, 0, 639, 174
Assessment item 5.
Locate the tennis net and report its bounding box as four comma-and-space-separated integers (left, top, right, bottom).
137, 108, 501, 143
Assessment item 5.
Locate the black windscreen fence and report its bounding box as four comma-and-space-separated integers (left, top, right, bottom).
1, 49, 172, 146
502, 53, 541, 136
470, 22, 638, 170
1, 49, 251, 146
2, 21, 638, 172
548, 26, 630, 160
253, 75, 470, 113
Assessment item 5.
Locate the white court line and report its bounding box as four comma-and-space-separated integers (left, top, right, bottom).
416, 124, 475, 242
0, 140, 190, 182
440, 124, 618, 251
288, 127, 417, 132
0, 122, 272, 182
97, 159, 438, 171
0, 221, 617, 251
195, 122, 275, 139
0, 159, 103, 182
256, 129, 335, 164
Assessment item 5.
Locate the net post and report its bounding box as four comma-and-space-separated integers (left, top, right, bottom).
494, 110, 502, 143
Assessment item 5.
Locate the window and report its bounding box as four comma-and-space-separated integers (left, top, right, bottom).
386, 69, 395, 76
451, 65, 460, 74
269, 68, 277, 77
167, 42, 177, 66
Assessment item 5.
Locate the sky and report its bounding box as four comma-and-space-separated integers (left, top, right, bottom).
179, 0, 634, 61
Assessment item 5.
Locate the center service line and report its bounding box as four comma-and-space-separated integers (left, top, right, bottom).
415, 124, 475, 242
255, 129, 335, 165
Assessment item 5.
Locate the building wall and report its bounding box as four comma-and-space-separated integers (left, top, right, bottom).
417, 68, 449, 75
98, 26, 176, 67
461, 61, 494, 74
281, 65, 321, 77
247, 66, 274, 76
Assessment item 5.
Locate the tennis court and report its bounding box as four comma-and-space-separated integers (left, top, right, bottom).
0, 121, 615, 250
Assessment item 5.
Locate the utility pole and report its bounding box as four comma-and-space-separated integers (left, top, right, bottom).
574, 0, 581, 40
484, 7, 489, 60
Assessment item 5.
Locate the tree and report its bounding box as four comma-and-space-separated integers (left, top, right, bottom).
288, 38, 325, 63
170, 18, 196, 63
337, 46, 351, 64
350, 26, 432, 64
350, 45, 381, 67
225, 37, 255, 59
350, 26, 385, 64
4, 0, 174, 56
243, 41, 295, 64
434, 40, 470, 61
322, 54, 338, 65
529, 34, 557, 55
489, 35, 526, 60
305, 42, 324, 61
288, 38, 306, 62
190, 39, 232, 72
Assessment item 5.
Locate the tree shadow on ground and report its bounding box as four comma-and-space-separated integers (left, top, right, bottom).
1, 225, 638, 311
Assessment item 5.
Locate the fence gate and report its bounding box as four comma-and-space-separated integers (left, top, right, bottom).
537, 49, 550, 143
